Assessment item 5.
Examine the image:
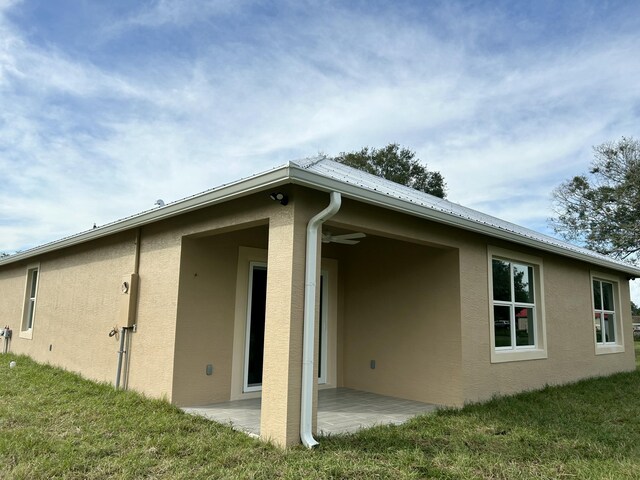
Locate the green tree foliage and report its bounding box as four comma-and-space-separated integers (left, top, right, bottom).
551, 137, 640, 264
632, 301, 640, 316
333, 143, 446, 198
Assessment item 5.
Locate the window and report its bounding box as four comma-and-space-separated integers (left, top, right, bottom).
20, 266, 40, 338
591, 273, 624, 354
488, 247, 547, 363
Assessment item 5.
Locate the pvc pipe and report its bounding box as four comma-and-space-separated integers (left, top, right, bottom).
301, 191, 341, 448
115, 327, 126, 390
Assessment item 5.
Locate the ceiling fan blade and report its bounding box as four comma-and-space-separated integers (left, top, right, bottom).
321, 231, 366, 245
333, 232, 366, 241
332, 238, 360, 245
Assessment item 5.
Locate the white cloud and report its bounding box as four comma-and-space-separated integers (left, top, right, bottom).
0, 1, 639, 307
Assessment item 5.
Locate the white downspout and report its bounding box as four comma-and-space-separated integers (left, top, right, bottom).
301, 191, 341, 448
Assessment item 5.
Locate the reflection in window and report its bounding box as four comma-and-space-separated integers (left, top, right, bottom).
491, 257, 537, 351
593, 279, 617, 345
22, 267, 39, 332
493, 305, 511, 347
492, 259, 511, 302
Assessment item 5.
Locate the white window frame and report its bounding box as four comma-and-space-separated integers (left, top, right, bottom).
591, 271, 624, 355
488, 247, 547, 363
19, 263, 40, 340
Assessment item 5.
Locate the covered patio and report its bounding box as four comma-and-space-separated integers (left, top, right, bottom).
183, 388, 439, 437
171, 190, 462, 446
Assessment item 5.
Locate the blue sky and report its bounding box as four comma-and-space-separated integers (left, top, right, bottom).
1, 0, 639, 299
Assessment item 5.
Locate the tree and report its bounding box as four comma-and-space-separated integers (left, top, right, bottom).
333, 143, 446, 198
632, 301, 640, 316
551, 137, 640, 264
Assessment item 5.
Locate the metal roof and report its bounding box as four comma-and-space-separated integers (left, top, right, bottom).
2, 156, 639, 277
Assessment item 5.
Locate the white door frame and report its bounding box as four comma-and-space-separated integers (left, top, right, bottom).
243, 261, 267, 393
243, 265, 328, 392
318, 270, 329, 385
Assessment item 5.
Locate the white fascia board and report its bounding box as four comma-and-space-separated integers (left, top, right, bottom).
0, 166, 292, 267
287, 166, 640, 278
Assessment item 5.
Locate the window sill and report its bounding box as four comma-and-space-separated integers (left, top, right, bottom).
491, 348, 547, 363
595, 344, 624, 355
19, 329, 33, 340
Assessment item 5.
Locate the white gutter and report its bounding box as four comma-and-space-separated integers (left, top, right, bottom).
301, 191, 341, 448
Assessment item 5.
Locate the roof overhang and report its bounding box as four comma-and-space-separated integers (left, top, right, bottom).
2, 161, 640, 278
0, 164, 293, 267
286, 164, 640, 277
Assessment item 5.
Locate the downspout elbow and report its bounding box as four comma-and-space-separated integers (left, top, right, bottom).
301, 191, 341, 448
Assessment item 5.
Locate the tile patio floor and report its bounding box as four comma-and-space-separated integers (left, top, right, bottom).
183, 387, 438, 437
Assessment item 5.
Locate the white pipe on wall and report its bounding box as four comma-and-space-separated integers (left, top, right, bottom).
115, 327, 126, 389
300, 191, 341, 448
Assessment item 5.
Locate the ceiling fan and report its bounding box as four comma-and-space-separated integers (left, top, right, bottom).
322, 231, 366, 245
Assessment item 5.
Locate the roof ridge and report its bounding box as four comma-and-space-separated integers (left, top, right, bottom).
289, 155, 327, 169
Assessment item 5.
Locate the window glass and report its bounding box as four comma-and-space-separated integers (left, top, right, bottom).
23, 267, 39, 332
247, 266, 267, 387
494, 305, 511, 347
603, 313, 615, 342
515, 307, 535, 346
492, 259, 511, 301
592, 280, 602, 310
602, 282, 614, 311
30, 270, 38, 297
513, 264, 534, 303
594, 313, 602, 343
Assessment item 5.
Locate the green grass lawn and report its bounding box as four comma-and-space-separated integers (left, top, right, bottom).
2, 350, 640, 480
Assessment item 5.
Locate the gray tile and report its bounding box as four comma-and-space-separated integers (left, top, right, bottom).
183, 388, 438, 437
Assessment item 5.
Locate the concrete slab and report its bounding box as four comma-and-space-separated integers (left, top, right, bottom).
182, 387, 438, 437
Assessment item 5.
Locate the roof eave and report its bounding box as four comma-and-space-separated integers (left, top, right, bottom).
287, 165, 640, 278
3, 162, 638, 278
0, 165, 292, 267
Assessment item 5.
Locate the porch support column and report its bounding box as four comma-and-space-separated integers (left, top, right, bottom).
260, 205, 308, 446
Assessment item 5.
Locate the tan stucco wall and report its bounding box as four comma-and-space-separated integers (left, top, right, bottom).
0, 232, 138, 384
0, 264, 29, 332
131, 191, 298, 403
151, 187, 321, 446
0, 191, 291, 403
327, 198, 636, 407
460, 242, 636, 404
337, 236, 462, 406
171, 227, 268, 407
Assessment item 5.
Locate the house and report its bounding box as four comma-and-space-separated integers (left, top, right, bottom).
1, 157, 638, 447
